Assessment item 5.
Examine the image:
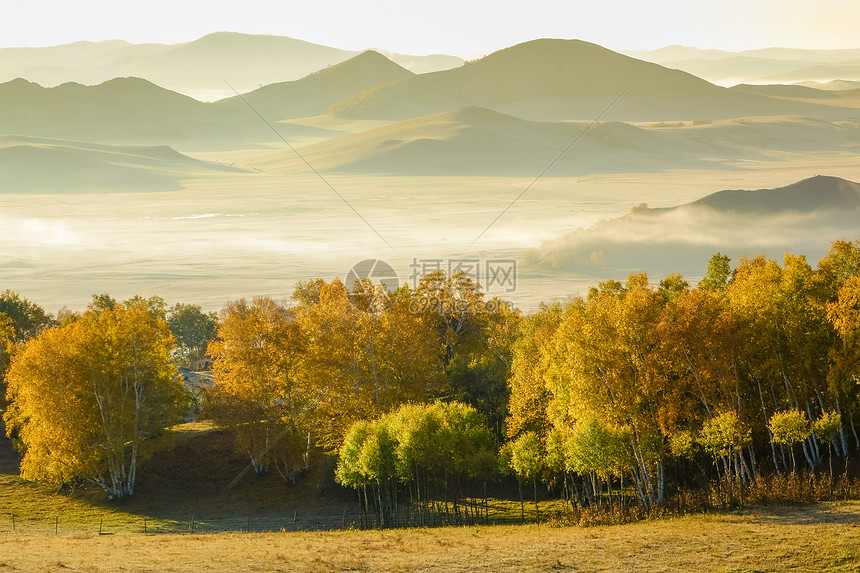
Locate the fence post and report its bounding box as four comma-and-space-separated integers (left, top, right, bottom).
55, 515, 58, 535
11, 513, 15, 532
292, 512, 297, 531
144, 518, 147, 534
99, 516, 103, 535
190, 516, 195, 534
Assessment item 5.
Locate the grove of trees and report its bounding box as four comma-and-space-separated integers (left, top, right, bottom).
1, 239, 859, 524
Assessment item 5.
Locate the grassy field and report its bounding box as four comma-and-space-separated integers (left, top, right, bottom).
3, 425, 860, 571
0, 503, 859, 572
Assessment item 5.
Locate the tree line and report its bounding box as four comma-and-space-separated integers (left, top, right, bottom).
1, 239, 859, 519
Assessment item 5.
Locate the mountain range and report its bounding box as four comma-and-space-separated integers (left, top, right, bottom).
626, 45, 860, 85
0, 36, 858, 183
327, 39, 846, 121
0, 32, 464, 100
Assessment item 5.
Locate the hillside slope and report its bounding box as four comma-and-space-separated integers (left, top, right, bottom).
0, 135, 241, 192
214, 51, 414, 120
278, 110, 860, 176
292, 107, 739, 175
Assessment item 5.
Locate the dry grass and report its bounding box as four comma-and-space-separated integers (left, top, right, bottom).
1, 502, 859, 572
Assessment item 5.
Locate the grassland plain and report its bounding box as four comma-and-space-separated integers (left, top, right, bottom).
0, 503, 859, 572
2, 426, 860, 572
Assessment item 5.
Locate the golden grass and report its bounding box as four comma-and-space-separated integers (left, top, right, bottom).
1, 503, 859, 572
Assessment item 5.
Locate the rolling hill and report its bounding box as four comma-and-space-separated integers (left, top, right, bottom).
328, 39, 843, 122
287, 107, 744, 176
529, 175, 860, 276
0, 135, 242, 192
214, 51, 415, 120
268, 109, 860, 176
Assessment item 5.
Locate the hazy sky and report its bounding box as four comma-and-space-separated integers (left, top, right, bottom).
3, 0, 859, 54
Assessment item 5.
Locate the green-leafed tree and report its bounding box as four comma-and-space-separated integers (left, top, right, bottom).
769, 410, 811, 474
167, 303, 217, 369
0, 290, 53, 343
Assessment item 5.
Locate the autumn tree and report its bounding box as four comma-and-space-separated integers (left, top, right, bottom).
0, 313, 14, 411
507, 303, 562, 437
827, 275, 860, 452
410, 270, 519, 437
726, 255, 831, 472
4, 297, 183, 499
295, 279, 443, 450
206, 297, 310, 482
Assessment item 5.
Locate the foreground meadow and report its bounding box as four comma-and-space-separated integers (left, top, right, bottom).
1, 503, 859, 572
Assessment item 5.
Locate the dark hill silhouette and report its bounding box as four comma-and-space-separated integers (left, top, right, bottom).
686, 175, 860, 214
329, 39, 841, 121
214, 51, 414, 120
531, 176, 860, 276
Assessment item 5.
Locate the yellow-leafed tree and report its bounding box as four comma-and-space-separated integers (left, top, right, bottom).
3, 297, 183, 499
205, 297, 310, 483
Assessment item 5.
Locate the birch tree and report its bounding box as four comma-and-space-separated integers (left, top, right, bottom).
4, 297, 183, 499
205, 297, 310, 483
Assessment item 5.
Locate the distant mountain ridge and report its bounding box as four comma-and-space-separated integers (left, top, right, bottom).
0, 32, 465, 99
625, 45, 860, 84
328, 39, 844, 121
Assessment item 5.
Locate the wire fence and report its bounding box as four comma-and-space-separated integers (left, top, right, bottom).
2, 499, 541, 536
